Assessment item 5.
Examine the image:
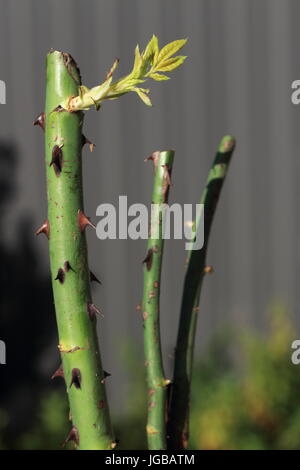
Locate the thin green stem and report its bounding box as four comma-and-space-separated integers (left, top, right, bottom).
142, 150, 175, 449
42, 50, 114, 450
167, 136, 236, 449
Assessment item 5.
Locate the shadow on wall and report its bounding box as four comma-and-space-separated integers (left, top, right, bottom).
0, 141, 62, 446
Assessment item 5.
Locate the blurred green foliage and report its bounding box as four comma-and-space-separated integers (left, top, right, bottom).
0, 304, 300, 449
189, 304, 300, 449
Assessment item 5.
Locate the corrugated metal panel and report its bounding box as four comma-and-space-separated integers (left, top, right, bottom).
0, 0, 299, 410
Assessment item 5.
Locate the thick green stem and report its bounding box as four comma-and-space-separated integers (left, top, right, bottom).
43, 50, 114, 450
142, 150, 174, 449
167, 136, 236, 449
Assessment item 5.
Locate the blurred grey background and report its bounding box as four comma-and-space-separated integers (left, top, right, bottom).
0, 0, 299, 419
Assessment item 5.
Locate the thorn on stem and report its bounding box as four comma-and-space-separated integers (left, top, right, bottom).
63, 426, 79, 447
70, 368, 81, 389
50, 144, 63, 176
90, 271, 102, 285
101, 370, 111, 384
101, 371, 111, 384
82, 135, 95, 152
35, 219, 50, 239
144, 150, 160, 169
78, 209, 96, 232
51, 365, 64, 380
87, 301, 104, 320
64, 261, 74, 273
33, 112, 45, 131
55, 268, 65, 284
143, 248, 158, 271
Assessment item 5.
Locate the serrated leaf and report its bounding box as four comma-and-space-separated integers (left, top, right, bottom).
143, 34, 159, 62
157, 38, 187, 65
149, 73, 170, 81
139, 35, 159, 76
156, 55, 187, 72
151, 35, 159, 64
134, 88, 152, 106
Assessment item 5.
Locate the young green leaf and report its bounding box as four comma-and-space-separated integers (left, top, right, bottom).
135, 88, 152, 106
149, 73, 170, 81
60, 35, 187, 112
143, 34, 159, 64
156, 56, 187, 72
157, 39, 187, 64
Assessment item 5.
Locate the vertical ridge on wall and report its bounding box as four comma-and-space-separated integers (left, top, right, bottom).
0, 0, 299, 412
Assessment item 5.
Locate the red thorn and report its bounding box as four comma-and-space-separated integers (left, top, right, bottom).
51, 365, 64, 380
87, 301, 104, 320
35, 219, 50, 239
143, 248, 154, 271
70, 368, 81, 389
144, 150, 160, 169
64, 261, 74, 273
78, 210, 96, 232
55, 268, 65, 284
50, 145, 63, 176
90, 271, 102, 285
63, 426, 79, 447
82, 135, 96, 152
33, 112, 45, 131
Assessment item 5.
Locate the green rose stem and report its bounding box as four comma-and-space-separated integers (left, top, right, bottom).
142, 150, 174, 450
167, 136, 236, 449
34, 37, 186, 450
35, 50, 114, 450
